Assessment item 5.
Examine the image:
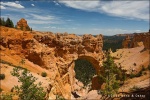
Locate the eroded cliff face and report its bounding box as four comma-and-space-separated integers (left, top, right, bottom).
0, 24, 104, 99
33, 32, 104, 98
122, 32, 150, 49
122, 35, 131, 48
33, 32, 104, 72
0, 26, 33, 55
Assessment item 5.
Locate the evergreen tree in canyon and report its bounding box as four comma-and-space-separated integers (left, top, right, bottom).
98, 53, 123, 96
11, 68, 46, 100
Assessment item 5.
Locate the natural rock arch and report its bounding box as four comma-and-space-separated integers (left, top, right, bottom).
68, 55, 102, 92
77, 55, 101, 74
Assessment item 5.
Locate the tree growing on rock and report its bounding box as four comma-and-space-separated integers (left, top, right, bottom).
98, 53, 125, 97
11, 68, 46, 100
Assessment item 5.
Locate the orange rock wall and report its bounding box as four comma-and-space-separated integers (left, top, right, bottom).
122, 32, 150, 49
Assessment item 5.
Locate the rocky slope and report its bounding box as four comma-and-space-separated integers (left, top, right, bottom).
111, 46, 150, 99
0, 24, 104, 99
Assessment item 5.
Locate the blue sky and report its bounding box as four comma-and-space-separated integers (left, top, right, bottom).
0, 0, 149, 35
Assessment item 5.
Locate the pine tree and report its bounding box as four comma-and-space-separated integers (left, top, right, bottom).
98, 54, 121, 97
26, 26, 30, 31
0, 18, 5, 26
10, 20, 14, 28
0, 18, 2, 26
11, 68, 46, 100
5, 17, 11, 27
5, 18, 14, 28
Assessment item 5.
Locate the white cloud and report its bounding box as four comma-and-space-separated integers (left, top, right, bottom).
1, 6, 63, 25
30, 14, 55, 20
27, 19, 53, 24
92, 28, 142, 35
100, 1, 149, 21
1, 2, 24, 9
15, 1, 19, 4
31, 4, 35, 6
51, 26, 57, 29
59, 0, 149, 21
59, 1, 100, 11
43, 26, 50, 28
66, 19, 73, 22
72, 27, 77, 30
53, 1, 60, 6
27, 14, 62, 24
0, 5, 6, 9
44, 26, 63, 29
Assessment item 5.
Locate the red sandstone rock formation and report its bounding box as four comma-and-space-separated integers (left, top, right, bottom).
0, 26, 104, 99
0, 26, 33, 55
122, 35, 131, 48
133, 33, 150, 49
17, 18, 30, 31
122, 32, 150, 49
2, 25, 149, 99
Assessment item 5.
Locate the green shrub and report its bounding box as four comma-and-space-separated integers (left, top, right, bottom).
129, 86, 141, 92
141, 65, 146, 71
11, 68, 46, 100
56, 95, 66, 100
41, 72, 47, 77
0, 60, 25, 69
0, 74, 5, 80
0, 93, 13, 100
130, 68, 144, 78
148, 65, 150, 70
0, 60, 12, 66
130, 73, 135, 78
0, 88, 3, 92
135, 71, 142, 77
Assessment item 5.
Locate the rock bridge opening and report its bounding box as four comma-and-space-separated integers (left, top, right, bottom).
72, 55, 101, 90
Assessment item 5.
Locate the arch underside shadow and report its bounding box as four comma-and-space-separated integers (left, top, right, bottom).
73, 55, 102, 90
78, 55, 100, 74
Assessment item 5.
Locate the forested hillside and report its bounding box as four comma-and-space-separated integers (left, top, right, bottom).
103, 36, 125, 52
